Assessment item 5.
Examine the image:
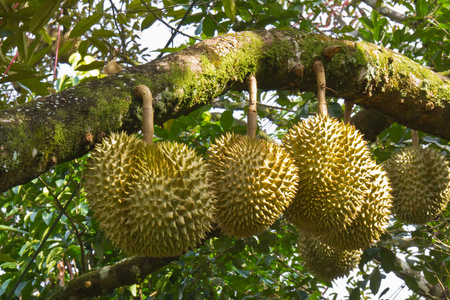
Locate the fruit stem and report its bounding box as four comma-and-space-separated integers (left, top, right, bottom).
246, 75, 257, 138
322, 45, 341, 59
313, 60, 327, 116
133, 85, 154, 144
344, 100, 354, 125
412, 129, 419, 147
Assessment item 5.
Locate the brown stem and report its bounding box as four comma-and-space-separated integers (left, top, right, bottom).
313, 60, 327, 116
412, 129, 419, 147
322, 45, 341, 59
246, 75, 257, 138
133, 85, 154, 144
344, 99, 354, 125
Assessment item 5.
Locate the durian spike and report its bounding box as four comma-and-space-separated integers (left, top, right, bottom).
411, 130, 419, 147
246, 75, 257, 138
344, 100, 354, 125
313, 60, 327, 116
133, 85, 154, 144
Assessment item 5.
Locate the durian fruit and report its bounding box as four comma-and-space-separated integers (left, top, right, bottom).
84, 132, 144, 249
122, 141, 215, 257
384, 146, 450, 224
282, 114, 378, 237
208, 133, 299, 238
319, 161, 392, 251
298, 232, 362, 281
85, 85, 215, 257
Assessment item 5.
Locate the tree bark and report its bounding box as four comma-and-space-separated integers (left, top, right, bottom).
47, 256, 175, 300
1, 28, 450, 193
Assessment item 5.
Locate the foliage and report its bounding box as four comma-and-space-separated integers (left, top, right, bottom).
1, 0, 450, 299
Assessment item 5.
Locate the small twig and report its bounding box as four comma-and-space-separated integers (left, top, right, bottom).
6, 185, 80, 300
246, 75, 257, 138
133, 85, 154, 144
411, 130, 419, 147
157, 0, 199, 59
344, 99, 354, 124
109, 0, 128, 62
313, 60, 327, 116
38, 177, 87, 274
139, 0, 201, 41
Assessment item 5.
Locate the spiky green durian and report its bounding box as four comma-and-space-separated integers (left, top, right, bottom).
384, 146, 450, 224
208, 133, 299, 238
118, 141, 215, 257
283, 115, 378, 237
85, 134, 215, 257
84, 132, 144, 250
298, 232, 362, 281
319, 162, 392, 250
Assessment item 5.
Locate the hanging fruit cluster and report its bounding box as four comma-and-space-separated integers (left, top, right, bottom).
84, 54, 449, 282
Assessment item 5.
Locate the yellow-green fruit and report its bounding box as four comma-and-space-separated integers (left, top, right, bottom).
84, 132, 144, 250
123, 141, 215, 257
283, 115, 376, 236
384, 146, 450, 224
298, 232, 362, 281
319, 161, 392, 251
208, 133, 299, 238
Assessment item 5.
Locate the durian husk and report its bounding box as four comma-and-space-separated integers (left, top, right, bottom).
319, 161, 392, 251
85, 133, 215, 257
123, 141, 215, 257
384, 146, 450, 224
208, 133, 299, 238
84, 132, 144, 249
282, 115, 376, 236
298, 232, 362, 281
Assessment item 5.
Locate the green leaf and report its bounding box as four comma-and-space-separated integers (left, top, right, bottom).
92, 29, 115, 38
0, 30, 13, 37
404, 275, 420, 292
0, 278, 12, 296
42, 211, 53, 226
379, 287, 390, 298
416, 0, 428, 18
16, 31, 28, 62
57, 15, 72, 28
349, 287, 360, 300
0, 225, 29, 235
69, 13, 102, 38
88, 37, 109, 55
75, 61, 106, 71
141, 14, 157, 31
117, 13, 127, 24
223, 0, 236, 21
29, 0, 62, 33
369, 267, 381, 295
234, 269, 249, 278
202, 15, 217, 37
379, 248, 398, 273
220, 110, 233, 131
388, 124, 404, 143
0, 254, 16, 263
359, 17, 374, 30
28, 46, 52, 66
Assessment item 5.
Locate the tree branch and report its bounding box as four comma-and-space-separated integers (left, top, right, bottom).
360, 0, 408, 23
48, 256, 175, 300
2, 29, 450, 193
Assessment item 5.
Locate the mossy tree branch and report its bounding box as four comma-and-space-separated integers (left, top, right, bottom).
1, 29, 450, 193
